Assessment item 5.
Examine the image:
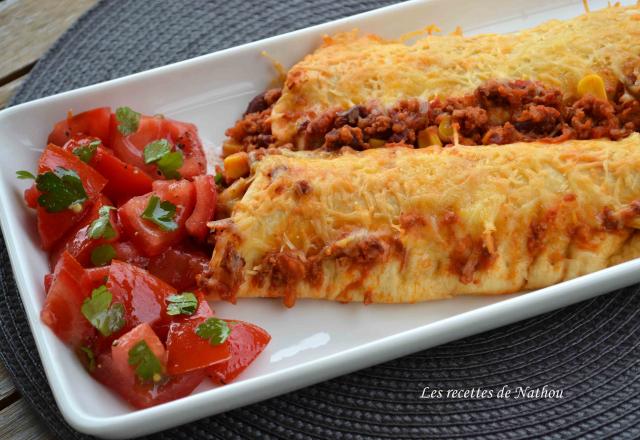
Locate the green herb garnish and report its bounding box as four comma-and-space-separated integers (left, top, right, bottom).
143, 139, 171, 163
90, 244, 116, 267
141, 195, 177, 231
115, 106, 141, 135
166, 292, 198, 316
72, 140, 100, 163
16, 170, 35, 180
88, 206, 116, 240
214, 172, 224, 185
78, 346, 96, 372
195, 317, 231, 346
81, 285, 125, 337
36, 167, 87, 213
143, 139, 183, 179
128, 340, 163, 383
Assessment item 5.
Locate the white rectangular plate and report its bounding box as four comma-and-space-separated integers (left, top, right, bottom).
0, 0, 638, 438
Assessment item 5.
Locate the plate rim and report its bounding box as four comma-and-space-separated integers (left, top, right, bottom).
1, 0, 639, 437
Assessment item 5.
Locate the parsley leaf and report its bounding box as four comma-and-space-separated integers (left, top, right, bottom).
81, 285, 125, 337
166, 292, 198, 316
16, 170, 35, 180
91, 244, 116, 267
195, 317, 231, 346
36, 167, 87, 213
128, 340, 163, 383
143, 139, 183, 179
72, 140, 100, 163
143, 139, 171, 163
78, 346, 96, 372
115, 106, 141, 135
156, 151, 183, 179
214, 172, 224, 185
141, 195, 178, 231
88, 206, 116, 239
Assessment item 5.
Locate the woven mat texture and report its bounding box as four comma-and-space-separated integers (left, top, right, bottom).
3, 1, 640, 438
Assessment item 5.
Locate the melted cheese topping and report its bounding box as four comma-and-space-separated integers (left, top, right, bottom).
205, 134, 640, 304
271, 5, 640, 143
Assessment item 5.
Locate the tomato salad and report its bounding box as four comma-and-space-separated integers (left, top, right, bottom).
17, 107, 270, 409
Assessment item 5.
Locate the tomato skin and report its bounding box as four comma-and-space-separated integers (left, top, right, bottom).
207, 320, 270, 384
165, 317, 231, 375
147, 245, 209, 291
118, 180, 195, 257
111, 322, 167, 380
24, 184, 39, 209
49, 195, 117, 269
85, 266, 110, 288
110, 115, 206, 179
186, 175, 217, 241
164, 120, 207, 179
40, 252, 95, 346
110, 115, 163, 175
39, 144, 108, 196
36, 144, 108, 250
44, 273, 53, 294
62, 138, 153, 206
93, 352, 205, 409
154, 290, 212, 339
37, 204, 91, 251
112, 241, 149, 268
106, 260, 175, 338
92, 147, 153, 205
48, 107, 112, 148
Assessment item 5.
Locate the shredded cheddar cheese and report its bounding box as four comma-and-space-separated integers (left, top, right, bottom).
271, 5, 640, 143
205, 134, 640, 304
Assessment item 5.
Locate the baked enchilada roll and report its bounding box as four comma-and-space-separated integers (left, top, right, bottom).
202, 134, 640, 306
206, 5, 640, 305
222, 4, 640, 160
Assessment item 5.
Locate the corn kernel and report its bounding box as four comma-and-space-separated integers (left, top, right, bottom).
438, 115, 454, 141
577, 74, 608, 101
222, 140, 244, 158
418, 127, 442, 148
224, 152, 250, 181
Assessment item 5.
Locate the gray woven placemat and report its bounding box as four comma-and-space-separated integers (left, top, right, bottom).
3, 1, 640, 438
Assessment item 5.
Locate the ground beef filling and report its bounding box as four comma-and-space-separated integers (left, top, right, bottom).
224, 79, 640, 153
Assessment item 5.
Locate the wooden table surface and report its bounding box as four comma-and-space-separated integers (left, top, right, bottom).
0, 1, 97, 438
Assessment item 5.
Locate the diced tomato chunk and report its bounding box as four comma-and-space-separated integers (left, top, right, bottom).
207, 320, 270, 384
154, 290, 212, 338
40, 252, 95, 346
110, 114, 206, 179
111, 241, 149, 268
106, 260, 175, 337
185, 175, 217, 241
182, 291, 213, 320
86, 266, 110, 288
49, 195, 118, 269
163, 120, 207, 179
48, 107, 112, 148
62, 137, 153, 206
111, 323, 167, 380
93, 352, 205, 409
38, 144, 108, 196
147, 245, 209, 291
36, 205, 91, 251
43, 273, 53, 294
92, 147, 153, 205
24, 184, 39, 209
36, 145, 108, 250
118, 180, 195, 257
165, 317, 231, 375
